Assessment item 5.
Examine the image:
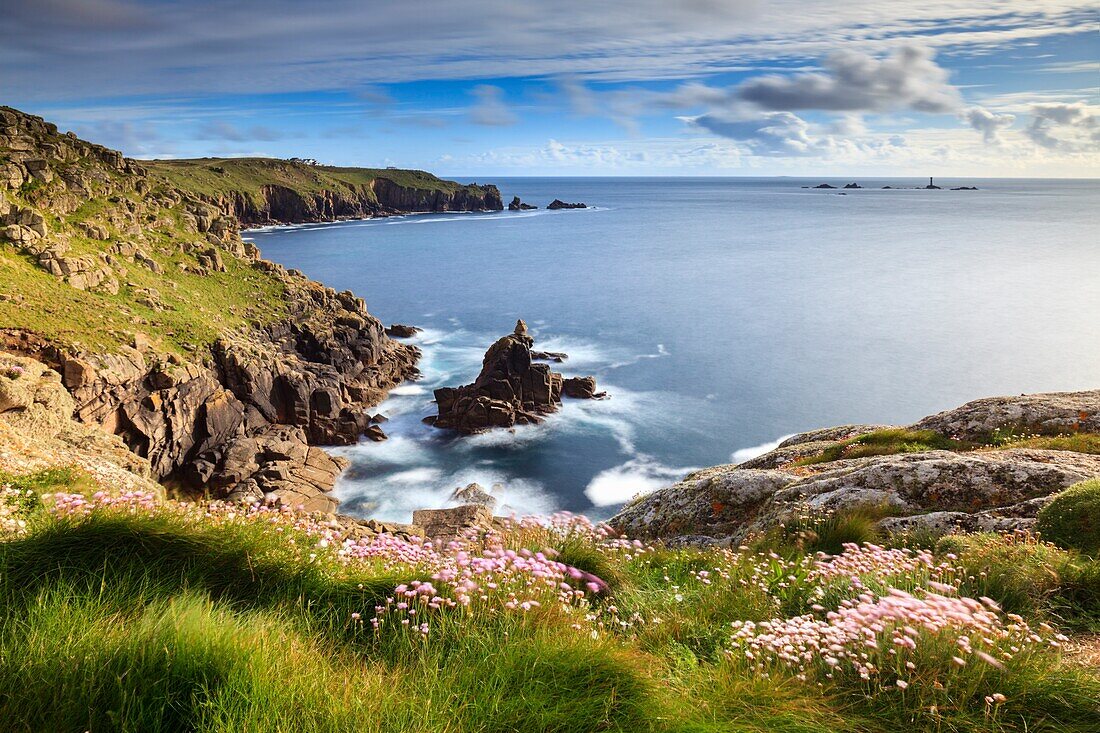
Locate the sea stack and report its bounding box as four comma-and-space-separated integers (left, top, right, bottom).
426, 320, 602, 433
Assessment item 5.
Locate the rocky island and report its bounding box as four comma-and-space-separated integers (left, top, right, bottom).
426, 319, 603, 433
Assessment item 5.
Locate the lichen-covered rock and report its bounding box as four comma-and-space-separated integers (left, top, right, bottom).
412, 504, 497, 544
911, 390, 1100, 440
611, 390, 1100, 542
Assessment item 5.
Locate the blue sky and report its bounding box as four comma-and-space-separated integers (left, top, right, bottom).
2, 0, 1097, 176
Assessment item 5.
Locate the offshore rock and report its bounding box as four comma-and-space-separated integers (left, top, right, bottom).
427, 321, 599, 434
547, 199, 587, 210
508, 196, 537, 211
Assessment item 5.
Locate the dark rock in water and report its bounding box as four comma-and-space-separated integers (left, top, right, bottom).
563, 376, 606, 399
363, 424, 388, 442
843, 182, 862, 189
952, 186, 979, 191
385, 324, 421, 338
813, 183, 836, 189
370, 413, 388, 424
450, 482, 497, 509
547, 199, 587, 210
881, 186, 893, 189
508, 196, 537, 211
427, 319, 600, 434
531, 350, 568, 363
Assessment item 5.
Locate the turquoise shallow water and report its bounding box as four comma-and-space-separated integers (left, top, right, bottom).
246, 177, 1100, 521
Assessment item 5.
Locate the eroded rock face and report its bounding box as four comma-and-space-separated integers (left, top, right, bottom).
426, 320, 599, 434
0, 354, 159, 494
611, 390, 1100, 542
47, 275, 420, 510
412, 504, 497, 544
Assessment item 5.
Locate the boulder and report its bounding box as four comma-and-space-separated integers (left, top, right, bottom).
910, 390, 1100, 440
531, 350, 568, 362
412, 504, 496, 544
562, 376, 604, 399
427, 320, 599, 434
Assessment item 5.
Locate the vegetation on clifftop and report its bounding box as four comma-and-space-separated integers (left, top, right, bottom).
145, 157, 489, 209
1, 473, 1098, 732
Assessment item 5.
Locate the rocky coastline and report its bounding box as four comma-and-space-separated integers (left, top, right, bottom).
0, 105, 424, 512
610, 389, 1100, 544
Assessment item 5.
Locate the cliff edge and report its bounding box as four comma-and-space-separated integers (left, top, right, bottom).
0, 105, 430, 510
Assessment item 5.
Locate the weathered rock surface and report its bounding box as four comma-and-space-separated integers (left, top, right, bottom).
0, 355, 160, 494
911, 390, 1100, 440
611, 390, 1100, 542
426, 320, 600, 434
412, 504, 497, 544
385, 324, 421, 338
449, 482, 498, 510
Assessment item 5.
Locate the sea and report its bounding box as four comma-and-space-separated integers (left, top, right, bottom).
245, 177, 1100, 522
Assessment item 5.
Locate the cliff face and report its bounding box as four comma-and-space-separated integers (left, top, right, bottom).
0, 105, 423, 511
143, 158, 503, 227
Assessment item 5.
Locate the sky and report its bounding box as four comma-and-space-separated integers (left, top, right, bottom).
1, 0, 1097, 177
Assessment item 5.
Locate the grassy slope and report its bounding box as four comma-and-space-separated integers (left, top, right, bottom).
145, 157, 483, 207
1, 472, 1098, 732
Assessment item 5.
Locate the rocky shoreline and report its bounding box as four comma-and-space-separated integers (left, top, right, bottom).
610, 390, 1100, 544
0, 106, 423, 512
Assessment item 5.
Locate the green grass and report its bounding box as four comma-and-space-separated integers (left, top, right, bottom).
2, 487, 1099, 732
793, 429, 1100, 468
794, 429, 966, 466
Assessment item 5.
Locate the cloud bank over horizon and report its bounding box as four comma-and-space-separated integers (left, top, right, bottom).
2, 0, 1096, 176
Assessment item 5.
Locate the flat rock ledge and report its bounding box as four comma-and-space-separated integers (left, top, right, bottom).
610, 390, 1100, 543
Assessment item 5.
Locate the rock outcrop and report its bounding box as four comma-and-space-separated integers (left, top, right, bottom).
0, 354, 160, 494
426, 320, 600, 434
1, 105, 423, 512
508, 196, 537, 211
611, 390, 1100, 543
547, 199, 587, 210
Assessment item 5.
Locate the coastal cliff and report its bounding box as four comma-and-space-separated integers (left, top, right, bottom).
145, 157, 503, 226
0, 105, 427, 509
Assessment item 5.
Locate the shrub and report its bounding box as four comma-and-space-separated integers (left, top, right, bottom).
1036, 479, 1100, 555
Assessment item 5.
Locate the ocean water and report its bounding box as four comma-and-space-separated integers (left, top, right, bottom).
246, 177, 1100, 522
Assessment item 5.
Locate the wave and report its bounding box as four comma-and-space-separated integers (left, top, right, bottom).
730, 434, 796, 464
584, 455, 696, 507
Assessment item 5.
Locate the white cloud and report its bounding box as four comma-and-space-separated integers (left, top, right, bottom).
737, 46, 962, 113
1, 1, 1093, 98
469, 85, 517, 126
962, 106, 1016, 144
1025, 102, 1100, 151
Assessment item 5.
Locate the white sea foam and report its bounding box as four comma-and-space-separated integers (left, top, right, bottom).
584, 456, 696, 507
731, 434, 797, 464
388, 384, 427, 396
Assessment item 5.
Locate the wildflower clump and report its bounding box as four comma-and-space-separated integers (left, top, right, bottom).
2, 364, 25, 380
